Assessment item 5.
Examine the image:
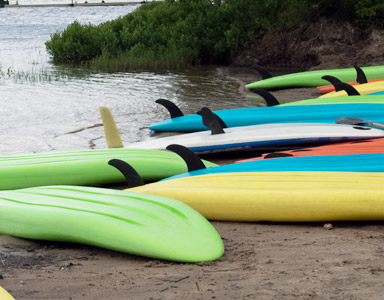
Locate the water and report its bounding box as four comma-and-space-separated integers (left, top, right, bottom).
0, 2, 253, 155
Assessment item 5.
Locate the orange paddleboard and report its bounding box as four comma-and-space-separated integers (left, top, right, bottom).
317, 78, 384, 94
236, 137, 384, 163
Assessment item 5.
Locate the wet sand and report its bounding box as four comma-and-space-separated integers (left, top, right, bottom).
2, 67, 384, 299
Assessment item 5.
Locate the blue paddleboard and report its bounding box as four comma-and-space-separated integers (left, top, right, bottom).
164, 153, 384, 180
149, 103, 384, 132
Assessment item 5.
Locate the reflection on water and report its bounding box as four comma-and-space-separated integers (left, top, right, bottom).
0, 3, 253, 155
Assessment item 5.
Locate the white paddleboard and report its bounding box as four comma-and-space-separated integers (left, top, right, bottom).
125, 123, 384, 153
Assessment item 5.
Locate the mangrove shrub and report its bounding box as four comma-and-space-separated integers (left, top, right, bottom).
45, 0, 384, 70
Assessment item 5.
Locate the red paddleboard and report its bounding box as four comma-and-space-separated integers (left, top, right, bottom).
236, 137, 384, 163
317, 78, 384, 94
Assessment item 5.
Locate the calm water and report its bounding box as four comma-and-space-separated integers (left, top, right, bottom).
0, 2, 253, 155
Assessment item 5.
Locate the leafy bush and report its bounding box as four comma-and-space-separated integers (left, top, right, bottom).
45, 0, 384, 70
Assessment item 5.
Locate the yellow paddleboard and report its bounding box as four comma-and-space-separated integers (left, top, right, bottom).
0, 286, 15, 300
130, 171, 384, 222
319, 81, 384, 98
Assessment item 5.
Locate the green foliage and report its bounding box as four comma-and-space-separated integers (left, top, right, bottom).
45, 0, 384, 70
354, 0, 384, 28
45, 21, 121, 63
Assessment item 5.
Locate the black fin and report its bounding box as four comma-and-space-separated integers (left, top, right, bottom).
263, 152, 294, 159
196, 107, 226, 135
251, 64, 273, 79
354, 65, 368, 84
108, 159, 145, 188
155, 99, 184, 119
350, 140, 371, 144
333, 82, 360, 96
250, 88, 280, 106
292, 149, 311, 152
166, 144, 206, 172
321, 75, 343, 91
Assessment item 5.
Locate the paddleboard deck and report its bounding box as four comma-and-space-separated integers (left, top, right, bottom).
149, 103, 384, 132
0, 185, 224, 262
0, 286, 15, 300
279, 95, 384, 106
0, 148, 217, 190
130, 171, 384, 222
319, 81, 384, 98
236, 137, 384, 163
317, 79, 384, 94
126, 123, 384, 153
369, 91, 384, 95
164, 153, 384, 180
245, 65, 384, 90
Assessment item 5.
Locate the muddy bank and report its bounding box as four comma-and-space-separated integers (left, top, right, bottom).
3, 220, 384, 300
232, 20, 384, 71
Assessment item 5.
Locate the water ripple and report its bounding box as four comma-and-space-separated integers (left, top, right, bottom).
0, 3, 252, 155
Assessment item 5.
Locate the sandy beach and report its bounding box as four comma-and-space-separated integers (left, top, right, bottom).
2, 67, 384, 299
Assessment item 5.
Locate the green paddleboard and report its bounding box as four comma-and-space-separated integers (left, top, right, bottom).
0, 185, 224, 262
279, 95, 384, 106
0, 148, 217, 190
246, 65, 384, 90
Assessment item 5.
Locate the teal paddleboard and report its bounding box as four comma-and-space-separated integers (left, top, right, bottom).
369, 91, 384, 95
246, 65, 384, 90
164, 153, 384, 180
150, 103, 384, 132
0, 148, 217, 190
0, 185, 224, 262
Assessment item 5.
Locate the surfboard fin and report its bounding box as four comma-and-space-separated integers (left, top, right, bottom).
108, 159, 145, 188
321, 75, 343, 91
264, 152, 294, 159
332, 82, 360, 96
355, 65, 368, 84
251, 64, 273, 79
166, 144, 206, 172
155, 99, 184, 119
249, 88, 280, 106
196, 107, 227, 135
99, 106, 124, 148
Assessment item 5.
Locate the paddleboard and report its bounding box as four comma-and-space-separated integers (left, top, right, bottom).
0, 185, 224, 262
319, 81, 384, 98
0, 148, 216, 190
317, 78, 384, 94
237, 137, 384, 163
0, 286, 15, 300
245, 65, 384, 90
126, 123, 384, 153
369, 91, 384, 95
248, 89, 384, 107
149, 103, 384, 132
130, 171, 384, 222
164, 153, 384, 180
279, 95, 384, 106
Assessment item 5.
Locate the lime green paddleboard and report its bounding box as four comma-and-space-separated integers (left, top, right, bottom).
251, 89, 384, 106
246, 65, 384, 90
0, 148, 217, 190
0, 185, 224, 262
